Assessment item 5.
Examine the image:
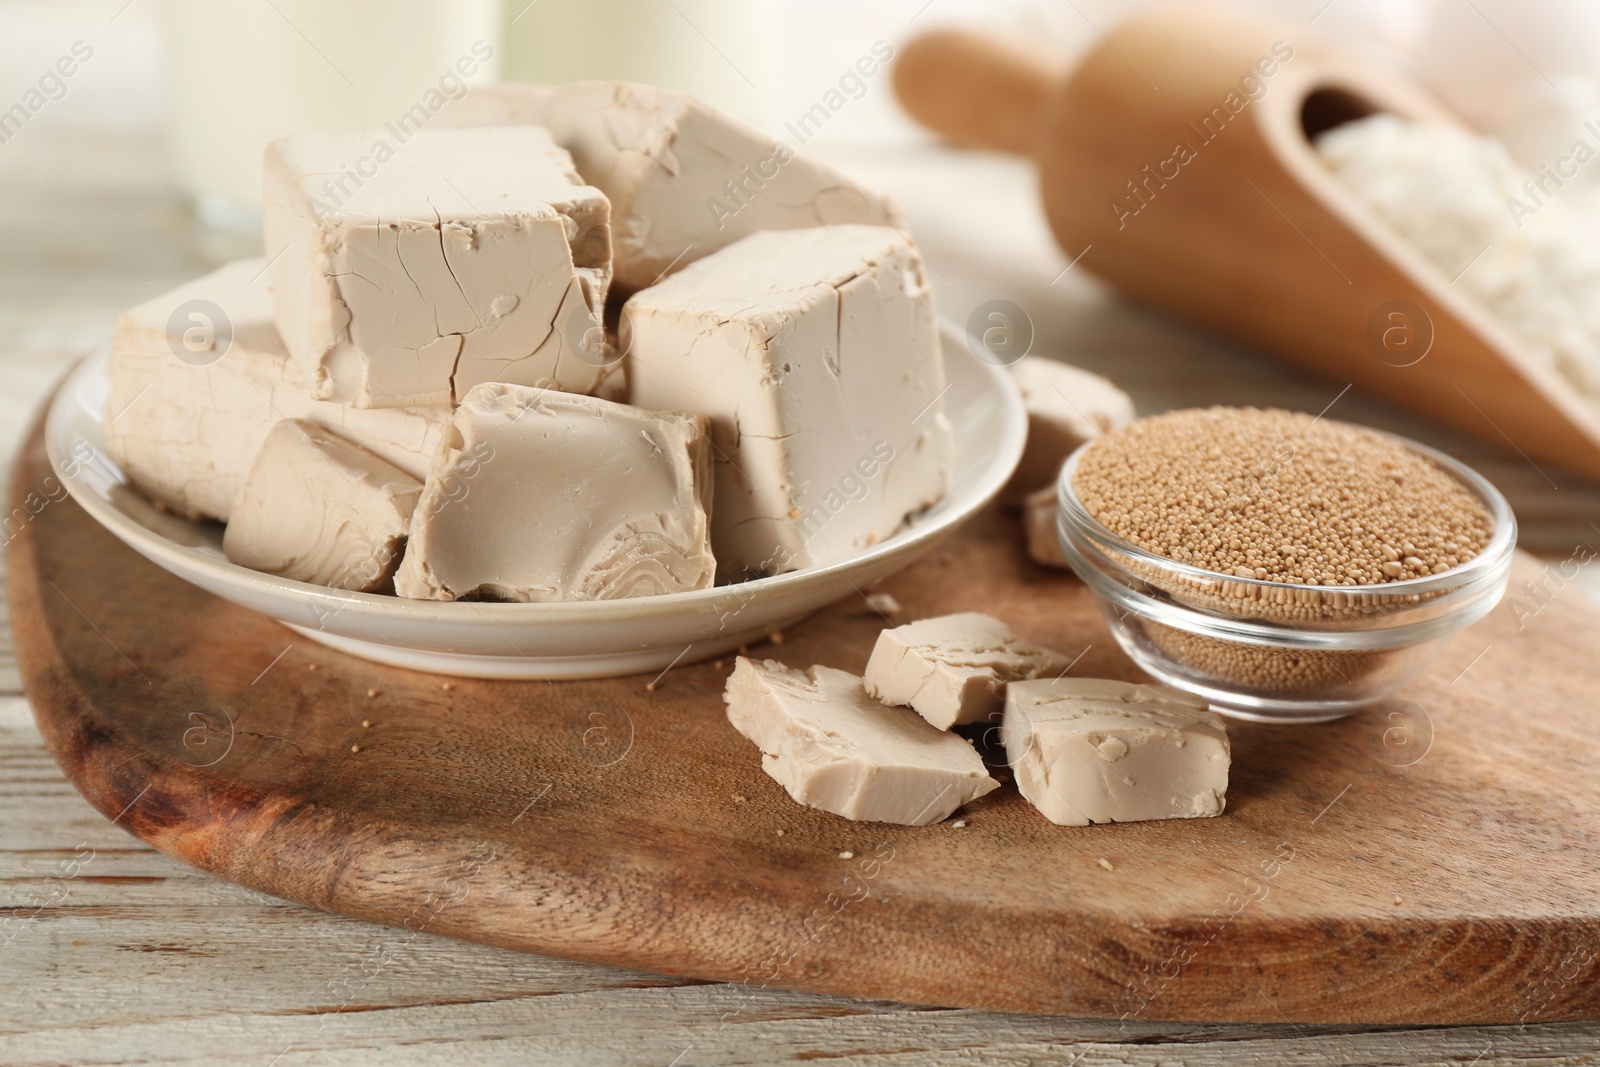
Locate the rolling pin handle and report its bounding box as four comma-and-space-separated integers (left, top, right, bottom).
892, 29, 1061, 155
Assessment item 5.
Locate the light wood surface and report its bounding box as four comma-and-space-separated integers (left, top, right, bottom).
12, 400, 1600, 1025
4, 1, 1600, 1057
894, 5, 1600, 480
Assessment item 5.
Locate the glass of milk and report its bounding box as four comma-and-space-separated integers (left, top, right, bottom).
157, 0, 502, 230
500, 0, 773, 126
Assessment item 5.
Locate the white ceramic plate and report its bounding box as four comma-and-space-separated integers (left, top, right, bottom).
46, 323, 1024, 679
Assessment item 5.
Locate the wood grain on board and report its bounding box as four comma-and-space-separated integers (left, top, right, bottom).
9, 401, 1600, 1026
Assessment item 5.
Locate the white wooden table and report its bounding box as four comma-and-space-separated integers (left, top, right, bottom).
5, 7, 1600, 1064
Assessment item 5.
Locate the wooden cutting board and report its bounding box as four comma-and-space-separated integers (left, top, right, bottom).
10, 404, 1600, 1024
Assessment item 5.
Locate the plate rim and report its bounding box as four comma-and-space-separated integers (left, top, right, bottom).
46, 320, 1025, 627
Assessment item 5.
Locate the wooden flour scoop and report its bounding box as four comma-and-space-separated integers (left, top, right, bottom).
894, 4, 1600, 480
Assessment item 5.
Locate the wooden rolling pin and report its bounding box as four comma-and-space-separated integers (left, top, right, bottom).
893, 6, 1600, 481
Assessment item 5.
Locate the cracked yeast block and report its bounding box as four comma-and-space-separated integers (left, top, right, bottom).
102, 259, 451, 523
437, 80, 905, 296
223, 419, 422, 592
864, 612, 1073, 730
621, 226, 952, 581
724, 658, 998, 826
394, 382, 716, 603
264, 127, 612, 409
1002, 678, 1230, 826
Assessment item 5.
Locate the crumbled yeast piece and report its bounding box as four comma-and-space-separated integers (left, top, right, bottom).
1003, 357, 1134, 504
437, 80, 904, 295
394, 382, 715, 602
102, 258, 450, 522
623, 226, 950, 580
1002, 678, 1230, 826
723, 658, 998, 826
264, 126, 611, 408
1023, 487, 1069, 569
864, 612, 1073, 730
224, 420, 421, 592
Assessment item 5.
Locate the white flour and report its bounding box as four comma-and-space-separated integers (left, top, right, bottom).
1317, 114, 1600, 405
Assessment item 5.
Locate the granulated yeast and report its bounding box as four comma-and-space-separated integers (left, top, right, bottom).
1138, 620, 1387, 695
1074, 407, 1492, 587
1071, 408, 1499, 700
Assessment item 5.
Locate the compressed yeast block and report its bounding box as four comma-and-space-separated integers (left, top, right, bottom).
623, 225, 951, 580
102, 258, 450, 522
437, 80, 904, 295
394, 382, 715, 602
264, 126, 610, 408
724, 658, 998, 825
864, 612, 1073, 730
223, 420, 421, 591
1002, 678, 1230, 826
1003, 357, 1134, 503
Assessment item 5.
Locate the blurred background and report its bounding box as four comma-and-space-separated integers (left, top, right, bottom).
4, 0, 1600, 558
22, 0, 1600, 217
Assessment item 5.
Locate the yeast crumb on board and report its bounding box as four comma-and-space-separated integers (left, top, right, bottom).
1098, 858, 1115, 872
839, 850, 854, 860
865, 592, 902, 617
731, 794, 747, 804
361, 719, 371, 728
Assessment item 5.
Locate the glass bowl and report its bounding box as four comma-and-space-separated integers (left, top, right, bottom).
1055, 432, 1516, 723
